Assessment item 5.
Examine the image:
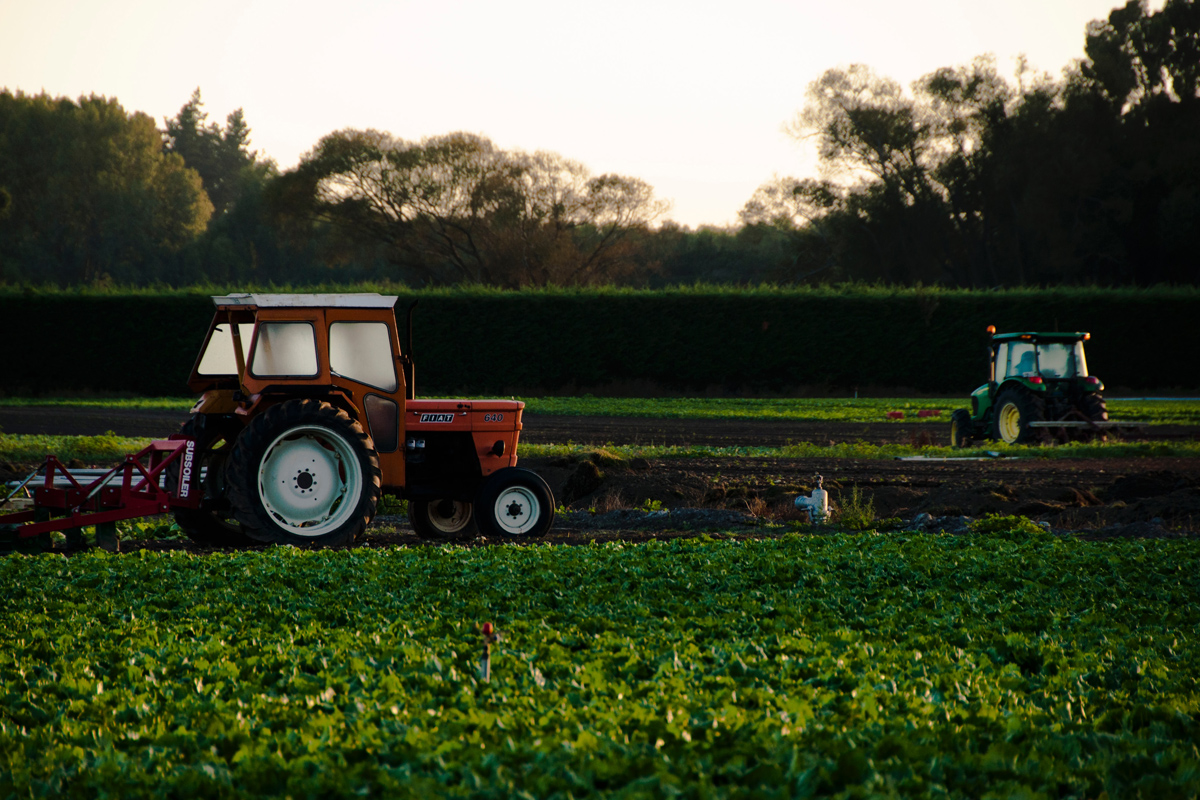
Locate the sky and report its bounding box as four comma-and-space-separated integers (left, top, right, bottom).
0, 0, 1136, 228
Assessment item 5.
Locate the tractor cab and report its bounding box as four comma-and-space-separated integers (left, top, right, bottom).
990, 332, 1094, 386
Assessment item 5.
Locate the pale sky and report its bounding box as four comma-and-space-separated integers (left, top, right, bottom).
0, 0, 1132, 228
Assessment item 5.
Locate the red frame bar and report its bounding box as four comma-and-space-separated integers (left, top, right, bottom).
0, 437, 200, 540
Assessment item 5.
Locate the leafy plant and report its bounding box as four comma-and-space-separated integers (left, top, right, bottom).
376, 495, 408, 515
836, 485, 876, 530
969, 513, 1050, 539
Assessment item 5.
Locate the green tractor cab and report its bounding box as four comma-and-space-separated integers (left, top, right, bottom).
951, 327, 1108, 447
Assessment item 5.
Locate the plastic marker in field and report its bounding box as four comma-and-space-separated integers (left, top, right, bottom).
795, 475, 829, 523
480, 622, 501, 683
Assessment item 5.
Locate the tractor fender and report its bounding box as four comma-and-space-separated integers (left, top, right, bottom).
235, 386, 362, 427
190, 389, 241, 416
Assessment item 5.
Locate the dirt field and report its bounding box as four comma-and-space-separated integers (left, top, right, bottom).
2, 407, 1198, 540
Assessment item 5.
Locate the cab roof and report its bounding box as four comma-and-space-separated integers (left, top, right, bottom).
211, 293, 398, 309
992, 331, 1088, 343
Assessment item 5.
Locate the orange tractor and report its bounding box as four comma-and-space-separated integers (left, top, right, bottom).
1, 293, 555, 548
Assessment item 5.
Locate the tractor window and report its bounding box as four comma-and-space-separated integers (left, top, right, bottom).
196, 323, 254, 376
1005, 342, 1037, 378
329, 322, 398, 392
250, 322, 318, 377
1037, 342, 1087, 378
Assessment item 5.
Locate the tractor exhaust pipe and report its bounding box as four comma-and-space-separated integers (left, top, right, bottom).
986, 324, 996, 385
403, 300, 418, 400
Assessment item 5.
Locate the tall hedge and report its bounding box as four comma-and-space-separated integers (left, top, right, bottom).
0, 286, 1194, 396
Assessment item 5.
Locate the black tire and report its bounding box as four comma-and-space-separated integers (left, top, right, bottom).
949, 409, 974, 448
1077, 392, 1109, 441
226, 399, 381, 546
1080, 392, 1108, 422
409, 498, 478, 541
475, 468, 555, 539
168, 416, 252, 547
991, 389, 1046, 445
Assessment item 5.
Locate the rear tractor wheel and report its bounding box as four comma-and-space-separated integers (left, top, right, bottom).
1078, 392, 1109, 441
409, 498, 477, 541
226, 399, 381, 547
1080, 392, 1108, 422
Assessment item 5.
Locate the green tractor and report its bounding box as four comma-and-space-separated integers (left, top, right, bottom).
950, 326, 1108, 447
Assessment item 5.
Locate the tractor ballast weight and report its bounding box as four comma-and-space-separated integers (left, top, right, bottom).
950, 326, 1111, 447
2, 293, 554, 549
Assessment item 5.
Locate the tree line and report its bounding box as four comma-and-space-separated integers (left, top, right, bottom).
0, 0, 1195, 288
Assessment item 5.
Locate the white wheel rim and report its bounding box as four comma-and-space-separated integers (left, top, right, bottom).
492, 485, 540, 535
257, 424, 362, 537
427, 500, 473, 534
998, 403, 1021, 443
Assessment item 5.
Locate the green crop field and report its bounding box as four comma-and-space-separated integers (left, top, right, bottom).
2, 522, 1198, 798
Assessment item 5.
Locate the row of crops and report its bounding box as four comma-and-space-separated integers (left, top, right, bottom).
3, 522, 1198, 797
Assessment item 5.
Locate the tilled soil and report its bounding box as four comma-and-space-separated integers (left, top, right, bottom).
526, 453, 1200, 538
2, 407, 1197, 545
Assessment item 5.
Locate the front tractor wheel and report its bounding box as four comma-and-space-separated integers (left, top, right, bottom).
226, 400, 381, 546
992, 389, 1046, 445
475, 468, 555, 539
949, 409, 974, 448
409, 498, 477, 541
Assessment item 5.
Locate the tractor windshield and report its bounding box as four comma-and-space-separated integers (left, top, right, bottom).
1036, 341, 1088, 378
196, 323, 253, 376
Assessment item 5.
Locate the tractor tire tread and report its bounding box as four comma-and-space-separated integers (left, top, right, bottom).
226, 399, 381, 546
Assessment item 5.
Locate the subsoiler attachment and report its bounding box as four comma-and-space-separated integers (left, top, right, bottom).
0, 437, 200, 551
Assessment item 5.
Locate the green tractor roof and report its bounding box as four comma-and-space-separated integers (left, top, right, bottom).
991, 331, 1090, 343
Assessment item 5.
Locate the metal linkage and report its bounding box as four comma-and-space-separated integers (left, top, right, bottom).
0, 437, 200, 541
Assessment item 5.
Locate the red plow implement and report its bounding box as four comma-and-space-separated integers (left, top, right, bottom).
0, 437, 199, 551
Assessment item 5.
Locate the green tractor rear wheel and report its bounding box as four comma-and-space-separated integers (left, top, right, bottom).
1081, 393, 1108, 422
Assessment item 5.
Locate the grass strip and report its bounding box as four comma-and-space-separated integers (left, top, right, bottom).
1, 396, 1197, 423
